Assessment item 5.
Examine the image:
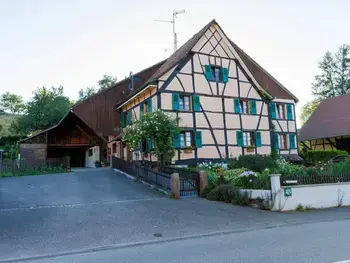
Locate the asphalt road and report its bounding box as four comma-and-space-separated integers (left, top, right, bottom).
2, 168, 350, 262
8, 218, 350, 263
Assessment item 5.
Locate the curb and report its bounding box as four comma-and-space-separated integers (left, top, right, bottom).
113, 169, 171, 197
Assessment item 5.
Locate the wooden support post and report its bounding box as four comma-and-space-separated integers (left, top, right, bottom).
171, 173, 180, 199
199, 170, 208, 193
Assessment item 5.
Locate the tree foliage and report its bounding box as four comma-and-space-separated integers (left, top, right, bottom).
78, 87, 96, 101
97, 75, 117, 91
78, 75, 117, 101
123, 110, 180, 165
312, 44, 350, 99
0, 91, 25, 114
10, 86, 72, 135
300, 99, 320, 125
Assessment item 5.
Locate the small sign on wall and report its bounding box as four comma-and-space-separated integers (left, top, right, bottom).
284, 187, 292, 197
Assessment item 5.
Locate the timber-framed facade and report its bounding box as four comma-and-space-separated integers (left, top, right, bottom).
112, 19, 299, 165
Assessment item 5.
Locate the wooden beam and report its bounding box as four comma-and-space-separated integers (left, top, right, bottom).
326, 138, 337, 148
76, 124, 97, 145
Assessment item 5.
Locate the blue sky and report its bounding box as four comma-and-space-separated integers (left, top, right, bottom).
1, 0, 350, 126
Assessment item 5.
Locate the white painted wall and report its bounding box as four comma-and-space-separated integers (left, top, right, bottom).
85, 146, 100, 168
270, 174, 350, 211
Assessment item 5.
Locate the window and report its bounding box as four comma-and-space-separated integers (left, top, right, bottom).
278, 134, 288, 149
179, 95, 191, 111
88, 149, 93, 156
276, 104, 285, 119
240, 100, 250, 114
143, 100, 148, 113
243, 132, 255, 147
180, 131, 193, 148
112, 143, 117, 154
212, 66, 222, 82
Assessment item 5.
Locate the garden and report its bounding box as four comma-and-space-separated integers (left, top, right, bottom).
194, 150, 350, 208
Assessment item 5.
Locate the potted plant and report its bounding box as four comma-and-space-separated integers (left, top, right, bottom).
246, 146, 255, 152
94, 160, 101, 168
183, 146, 194, 154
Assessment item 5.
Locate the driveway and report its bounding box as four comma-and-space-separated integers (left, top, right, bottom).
2, 168, 350, 262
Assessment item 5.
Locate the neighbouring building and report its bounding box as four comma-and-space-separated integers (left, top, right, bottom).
299, 94, 350, 153
20, 111, 106, 167
112, 19, 299, 165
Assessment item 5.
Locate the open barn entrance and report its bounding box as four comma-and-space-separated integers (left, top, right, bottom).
20, 111, 106, 168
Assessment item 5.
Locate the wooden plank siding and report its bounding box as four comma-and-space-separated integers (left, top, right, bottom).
72, 61, 164, 137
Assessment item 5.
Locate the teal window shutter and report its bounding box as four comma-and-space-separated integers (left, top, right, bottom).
193, 95, 200, 112
172, 93, 179, 111
250, 100, 257, 115
236, 131, 243, 147
287, 104, 293, 120
127, 111, 132, 125
147, 139, 153, 151
121, 112, 126, 128
195, 131, 202, 148
147, 98, 152, 113
270, 103, 277, 119
140, 104, 144, 119
234, 99, 241, 113
204, 65, 213, 80
255, 132, 262, 147
289, 134, 296, 149
274, 134, 279, 149
173, 134, 180, 148
222, 68, 229, 83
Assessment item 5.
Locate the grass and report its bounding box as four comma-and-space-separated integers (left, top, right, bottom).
0, 113, 20, 136
0, 166, 66, 178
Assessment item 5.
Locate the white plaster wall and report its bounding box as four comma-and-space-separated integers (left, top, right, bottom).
239, 82, 253, 98
201, 129, 215, 144
180, 60, 192, 74
151, 95, 157, 111
167, 77, 183, 92
197, 146, 219, 158
178, 74, 193, 93
179, 151, 195, 160
273, 120, 288, 132
257, 146, 271, 155
228, 147, 241, 158
161, 93, 172, 110
288, 121, 297, 132
276, 183, 350, 211
240, 189, 272, 199
85, 146, 100, 168
238, 68, 248, 82
215, 130, 226, 145
241, 115, 260, 130
223, 79, 239, 97
159, 66, 176, 81
206, 112, 223, 128
201, 96, 222, 112
227, 131, 238, 145
194, 74, 213, 95
178, 112, 193, 128
258, 116, 270, 130
224, 99, 234, 113
225, 114, 241, 129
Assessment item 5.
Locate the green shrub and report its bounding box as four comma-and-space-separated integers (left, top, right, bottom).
232, 190, 250, 206
223, 168, 245, 184
330, 159, 350, 176
302, 150, 348, 165
228, 154, 277, 173
274, 159, 306, 177
206, 187, 222, 201
207, 171, 218, 186
200, 185, 215, 198
206, 184, 238, 203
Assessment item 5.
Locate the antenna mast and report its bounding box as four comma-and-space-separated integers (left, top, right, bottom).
155, 9, 185, 52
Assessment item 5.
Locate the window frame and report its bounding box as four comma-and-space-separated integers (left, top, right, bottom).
179, 131, 193, 148
210, 65, 223, 82
179, 95, 192, 112
112, 143, 117, 154
278, 134, 288, 149
240, 99, 250, 115
243, 131, 255, 147
276, 104, 286, 119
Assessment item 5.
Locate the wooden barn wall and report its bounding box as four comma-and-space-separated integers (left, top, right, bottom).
73, 63, 162, 137
20, 144, 47, 165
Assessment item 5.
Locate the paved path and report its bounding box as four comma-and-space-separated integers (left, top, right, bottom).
2, 168, 350, 262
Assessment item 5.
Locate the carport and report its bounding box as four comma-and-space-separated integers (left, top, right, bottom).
20, 110, 107, 167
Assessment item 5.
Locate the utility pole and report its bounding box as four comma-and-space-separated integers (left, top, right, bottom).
155, 9, 185, 52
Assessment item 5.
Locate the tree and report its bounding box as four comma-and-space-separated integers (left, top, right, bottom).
78, 87, 96, 101
0, 92, 25, 114
300, 99, 320, 125
123, 110, 180, 166
10, 86, 72, 135
312, 45, 350, 99
97, 75, 117, 91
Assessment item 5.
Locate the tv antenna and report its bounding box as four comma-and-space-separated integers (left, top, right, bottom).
154, 9, 185, 52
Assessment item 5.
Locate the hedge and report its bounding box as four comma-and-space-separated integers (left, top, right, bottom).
303, 150, 348, 164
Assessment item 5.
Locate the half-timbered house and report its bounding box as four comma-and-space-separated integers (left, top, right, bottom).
114, 19, 299, 164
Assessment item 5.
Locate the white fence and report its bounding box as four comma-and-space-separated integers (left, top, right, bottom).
270, 174, 350, 211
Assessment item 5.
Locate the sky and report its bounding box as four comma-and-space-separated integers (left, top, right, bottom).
1, 0, 350, 127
